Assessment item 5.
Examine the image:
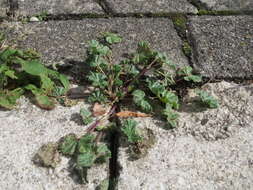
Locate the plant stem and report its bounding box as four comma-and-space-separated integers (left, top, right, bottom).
123, 58, 158, 94
86, 104, 117, 132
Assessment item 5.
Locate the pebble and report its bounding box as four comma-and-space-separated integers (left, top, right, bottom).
30, 17, 40, 22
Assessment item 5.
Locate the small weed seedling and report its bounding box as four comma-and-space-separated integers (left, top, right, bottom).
0, 34, 69, 109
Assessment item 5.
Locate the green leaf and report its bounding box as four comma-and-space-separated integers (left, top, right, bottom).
196, 90, 219, 109
103, 32, 122, 44
125, 64, 139, 76
96, 144, 111, 163
159, 90, 179, 109
52, 87, 65, 97
147, 80, 165, 96
88, 72, 108, 89
88, 90, 108, 103
121, 119, 142, 143
163, 105, 179, 128
132, 90, 145, 99
40, 74, 55, 93
97, 144, 111, 157
77, 152, 96, 167
59, 134, 78, 156
0, 88, 24, 109
139, 100, 152, 112
18, 58, 48, 76
184, 75, 202, 83
59, 74, 70, 92
177, 66, 193, 76
97, 179, 110, 190
89, 55, 107, 68
80, 108, 93, 125
88, 40, 111, 56
78, 134, 96, 154
4, 70, 17, 79
0, 48, 19, 62
132, 90, 152, 112
25, 84, 43, 95
35, 95, 55, 110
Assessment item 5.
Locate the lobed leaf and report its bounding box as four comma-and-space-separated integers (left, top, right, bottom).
196, 90, 219, 109
59, 134, 78, 156
103, 32, 122, 44
80, 108, 93, 125
77, 152, 96, 167
121, 119, 142, 143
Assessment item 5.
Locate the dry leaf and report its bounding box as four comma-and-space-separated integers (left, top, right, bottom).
116, 111, 151, 118
93, 103, 107, 116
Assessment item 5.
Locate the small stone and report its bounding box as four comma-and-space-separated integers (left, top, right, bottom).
30, 16, 40, 22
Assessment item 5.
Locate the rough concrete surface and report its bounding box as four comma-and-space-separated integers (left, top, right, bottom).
189, 16, 253, 79
0, 18, 188, 68
0, 99, 108, 190
16, 0, 104, 16
199, 0, 253, 11
105, 0, 198, 14
117, 81, 253, 189
0, 0, 8, 17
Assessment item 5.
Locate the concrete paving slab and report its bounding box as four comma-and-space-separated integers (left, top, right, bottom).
199, 0, 253, 11
0, 99, 108, 190
0, 0, 8, 17
188, 16, 253, 79
105, 0, 198, 14
0, 18, 188, 68
16, 0, 104, 16
117, 81, 253, 189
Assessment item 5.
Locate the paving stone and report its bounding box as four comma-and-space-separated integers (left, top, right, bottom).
0, 18, 188, 68
0, 0, 8, 17
16, 0, 104, 16
117, 81, 253, 189
0, 99, 109, 190
105, 0, 198, 14
199, 0, 253, 11
188, 16, 253, 79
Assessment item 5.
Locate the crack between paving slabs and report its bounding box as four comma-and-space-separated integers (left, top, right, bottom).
108, 104, 120, 190
7, 0, 18, 16
96, 0, 115, 15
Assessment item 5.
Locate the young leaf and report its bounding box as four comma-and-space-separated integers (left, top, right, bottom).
159, 90, 179, 109
18, 58, 48, 76
59, 134, 78, 156
177, 66, 193, 76
147, 80, 165, 96
52, 87, 65, 97
96, 144, 111, 161
121, 119, 142, 143
88, 72, 108, 89
88, 90, 108, 103
184, 75, 202, 83
196, 90, 219, 109
59, 74, 70, 92
132, 90, 152, 112
88, 40, 111, 56
163, 104, 179, 128
103, 32, 122, 44
77, 152, 96, 167
78, 134, 96, 153
80, 108, 93, 125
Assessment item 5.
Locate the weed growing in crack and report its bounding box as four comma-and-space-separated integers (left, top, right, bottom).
33, 32, 219, 184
